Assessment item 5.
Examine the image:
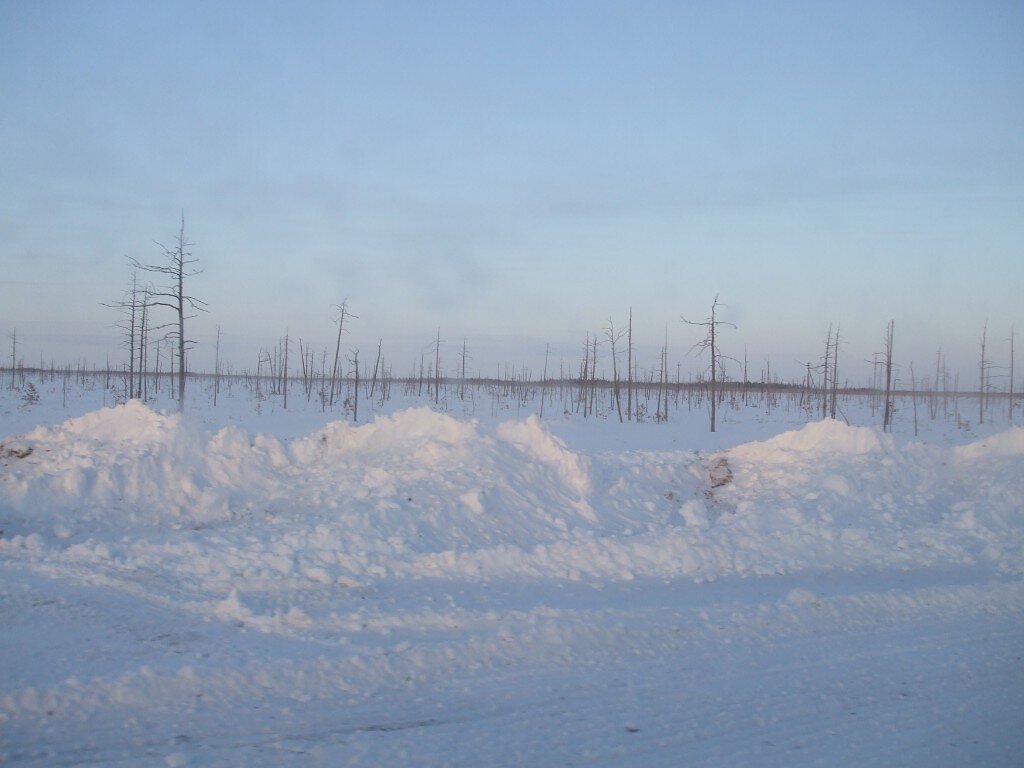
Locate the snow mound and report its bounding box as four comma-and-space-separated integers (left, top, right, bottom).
24, 399, 180, 445
497, 416, 591, 498
954, 427, 1024, 461
3, 404, 1022, 589
290, 409, 477, 462
728, 418, 892, 463
0, 402, 285, 530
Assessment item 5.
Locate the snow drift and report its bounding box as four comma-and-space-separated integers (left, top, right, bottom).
1, 403, 1022, 601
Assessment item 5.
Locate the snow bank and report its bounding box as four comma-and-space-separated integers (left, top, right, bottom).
954, 426, 1024, 461
2, 407, 1022, 598
727, 418, 893, 462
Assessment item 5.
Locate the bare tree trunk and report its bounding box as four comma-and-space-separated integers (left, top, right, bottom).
626, 308, 633, 421
350, 349, 360, 422
883, 320, 895, 432
910, 362, 918, 437
605, 318, 624, 422
979, 322, 987, 425
1010, 326, 1016, 423
540, 343, 549, 419
830, 325, 840, 419
329, 300, 354, 408
434, 328, 442, 406
8, 328, 16, 390
282, 329, 289, 409
214, 325, 221, 407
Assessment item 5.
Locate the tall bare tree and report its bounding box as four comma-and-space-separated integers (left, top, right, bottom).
683, 294, 734, 432
133, 214, 206, 409
604, 317, 626, 422
8, 327, 16, 390
1010, 326, 1016, 423
103, 261, 152, 400
626, 308, 634, 421
882, 320, 895, 432
329, 300, 356, 408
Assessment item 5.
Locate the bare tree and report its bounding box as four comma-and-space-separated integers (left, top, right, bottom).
8, 327, 16, 390
282, 329, 289, 409
329, 300, 356, 408
458, 337, 470, 401
433, 328, 442, 406
349, 348, 360, 421
213, 325, 221, 407
626, 308, 634, 421
978, 321, 991, 425
882, 320, 895, 432
1010, 326, 1016, 423
539, 343, 550, 419
133, 214, 206, 409
604, 317, 626, 422
683, 294, 735, 432
910, 361, 918, 437
103, 263, 147, 399
369, 339, 383, 400
830, 324, 841, 419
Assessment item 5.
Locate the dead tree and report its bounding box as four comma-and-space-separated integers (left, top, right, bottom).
604, 317, 626, 422
213, 326, 221, 407
683, 294, 735, 432
458, 337, 469, 401
539, 343, 550, 418
433, 328, 442, 406
133, 214, 206, 410
910, 362, 919, 436
882, 320, 895, 432
8, 327, 16, 390
830, 325, 841, 419
820, 324, 833, 419
349, 348, 360, 421
1010, 326, 1016, 423
979, 321, 991, 425
655, 326, 669, 422
369, 339, 383, 400
282, 329, 289, 409
626, 308, 634, 421
103, 263, 149, 399
329, 300, 356, 408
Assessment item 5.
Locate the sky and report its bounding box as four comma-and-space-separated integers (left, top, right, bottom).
2, 0, 1022, 385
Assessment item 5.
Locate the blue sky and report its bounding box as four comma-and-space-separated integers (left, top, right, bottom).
2, 0, 1022, 383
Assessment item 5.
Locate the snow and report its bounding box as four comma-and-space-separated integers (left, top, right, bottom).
1, 384, 1022, 766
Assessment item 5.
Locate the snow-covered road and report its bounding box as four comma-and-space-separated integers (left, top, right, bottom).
4, 566, 1021, 766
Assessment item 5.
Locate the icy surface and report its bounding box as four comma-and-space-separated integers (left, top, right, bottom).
1, 394, 1022, 766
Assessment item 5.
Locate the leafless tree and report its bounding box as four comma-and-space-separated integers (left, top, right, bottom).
978, 321, 993, 425
1010, 326, 1016, 423
132, 214, 206, 409
329, 300, 356, 408
910, 361, 919, 437
604, 317, 626, 422
626, 308, 634, 421
830, 325, 841, 419
8, 327, 16, 390
213, 326, 221, 407
103, 262, 154, 400
282, 329, 289, 409
369, 339, 384, 400
349, 348, 360, 421
433, 328, 443, 406
655, 326, 669, 422
882, 320, 895, 432
458, 337, 470, 401
683, 294, 735, 432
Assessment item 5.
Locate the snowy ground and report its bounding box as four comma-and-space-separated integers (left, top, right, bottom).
1, 379, 1022, 766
